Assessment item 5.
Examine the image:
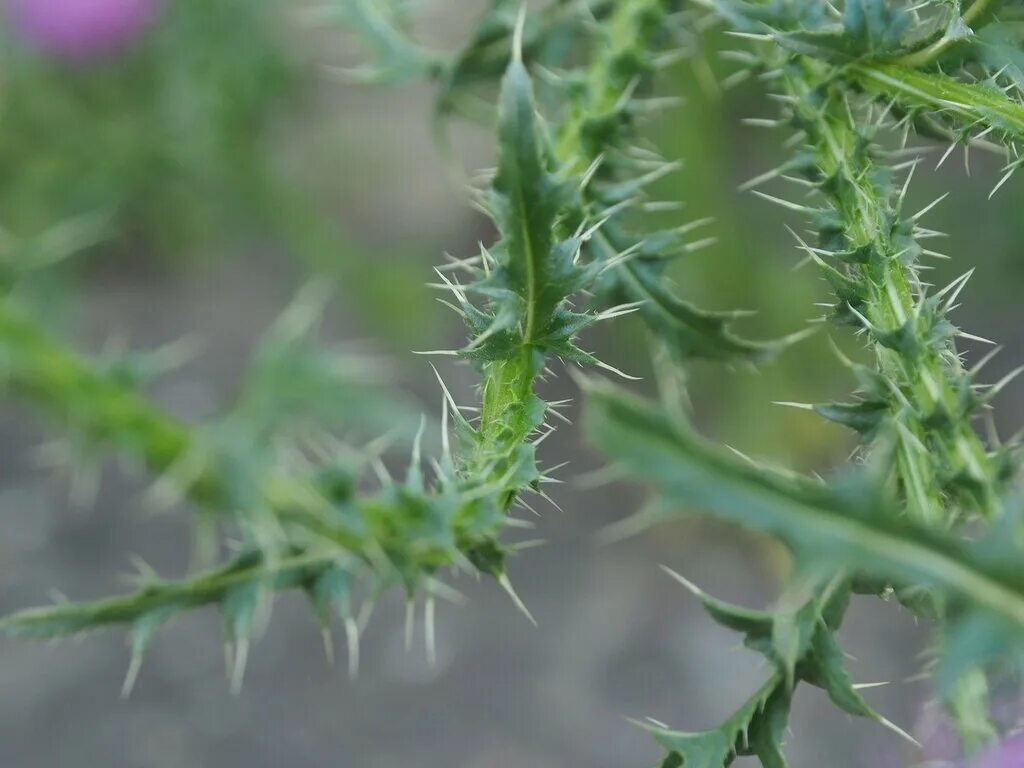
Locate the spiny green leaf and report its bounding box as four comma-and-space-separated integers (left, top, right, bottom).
841, 0, 911, 55
327, 0, 441, 84
662, 566, 904, 766
710, 0, 828, 33
813, 399, 888, 439
969, 22, 1024, 89
552, 0, 796, 363
592, 231, 790, 362
436, 0, 615, 117
850, 62, 1024, 139
651, 675, 792, 768
584, 381, 1024, 643
488, 52, 578, 347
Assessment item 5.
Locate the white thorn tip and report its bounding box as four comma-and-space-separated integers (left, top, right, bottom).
659, 564, 704, 597
497, 573, 538, 627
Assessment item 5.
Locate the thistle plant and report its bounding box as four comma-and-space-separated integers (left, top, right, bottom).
4, 0, 1024, 766
0, 7, 644, 693
585, 0, 1024, 763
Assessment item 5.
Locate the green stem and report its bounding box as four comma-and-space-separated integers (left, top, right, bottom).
850, 62, 1024, 140
786, 59, 1002, 524
783, 56, 1006, 752
0, 298, 219, 499
0, 295, 516, 608
0, 551, 336, 638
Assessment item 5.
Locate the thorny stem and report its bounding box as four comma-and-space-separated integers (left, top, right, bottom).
0, 17, 590, 650
619, 1, 1023, 758
785, 58, 1004, 525
0, 299, 221, 502
781, 57, 1007, 750
1, 551, 339, 638
553, 0, 784, 362
0, 293, 536, 634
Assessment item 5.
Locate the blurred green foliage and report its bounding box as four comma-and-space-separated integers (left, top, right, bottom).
0, 0, 295, 251
0, 0, 445, 346
2, 0, 1021, 459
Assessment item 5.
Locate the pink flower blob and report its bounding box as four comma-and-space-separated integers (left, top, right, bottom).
5, 0, 163, 60
973, 734, 1024, 768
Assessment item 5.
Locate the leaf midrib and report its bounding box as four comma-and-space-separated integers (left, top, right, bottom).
597, 390, 1024, 631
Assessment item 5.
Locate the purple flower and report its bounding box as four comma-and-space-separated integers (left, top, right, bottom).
915, 702, 963, 764
5, 0, 163, 60
972, 734, 1024, 768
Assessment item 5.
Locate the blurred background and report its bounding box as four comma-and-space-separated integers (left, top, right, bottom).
1, 2, 1023, 766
